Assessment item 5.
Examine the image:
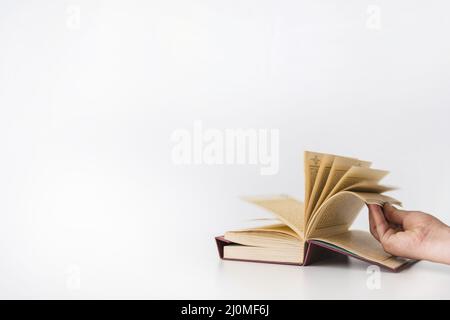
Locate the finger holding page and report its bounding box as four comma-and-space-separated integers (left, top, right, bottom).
368, 204, 392, 241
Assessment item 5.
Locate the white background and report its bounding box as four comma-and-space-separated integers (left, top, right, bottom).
0, 0, 449, 299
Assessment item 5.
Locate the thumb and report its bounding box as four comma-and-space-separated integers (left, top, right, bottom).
383, 203, 406, 226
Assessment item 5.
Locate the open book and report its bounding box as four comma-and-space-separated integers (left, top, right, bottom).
215, 151, 415, 271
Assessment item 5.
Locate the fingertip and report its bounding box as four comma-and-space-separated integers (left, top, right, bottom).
367, 204, 383, 214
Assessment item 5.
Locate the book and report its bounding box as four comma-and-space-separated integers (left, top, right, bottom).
215, 151, 416, 271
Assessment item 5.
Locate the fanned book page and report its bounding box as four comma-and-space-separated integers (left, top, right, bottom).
215, 151, 415, 271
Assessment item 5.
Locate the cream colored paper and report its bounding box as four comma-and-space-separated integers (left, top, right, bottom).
304, 155, 334, 223
312, 157, 371, 216
304, 151, 327, 209
242, 195, 304, 237
312, 230, 409, 269
326, 166, 389, 200
306, 191, 401, 237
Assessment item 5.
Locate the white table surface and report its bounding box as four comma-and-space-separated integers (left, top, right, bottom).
1, 227, 449, 299
211, 254, 450, 300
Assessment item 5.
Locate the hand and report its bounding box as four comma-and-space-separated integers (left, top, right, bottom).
368, 203, 450, 265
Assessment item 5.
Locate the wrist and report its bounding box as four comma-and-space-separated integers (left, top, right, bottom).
422, 224, 450, 265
